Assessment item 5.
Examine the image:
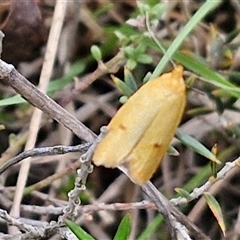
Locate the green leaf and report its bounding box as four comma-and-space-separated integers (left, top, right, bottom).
136, 54, 152, 64
126, 59, 137, 70
175, 129, 221, 164
113, 215, 131, 240
148, 3, 165, 18
210, 161, 218, 178
124, 46, 135, 57
0, 95, 26, 107
124, 68, 138, 93
66, 220, 95, 240
111, 75, 134, 97
137, 2, 151, 14
174, 188, 190, 199
142, 72, 152, 83
204, 192, 226, 236
91, 45, 102, 62
167, 145, 179, 156
173, 51, 240, 98
119, 95, 129, 104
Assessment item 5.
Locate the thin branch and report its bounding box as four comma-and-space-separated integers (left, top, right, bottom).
0, 209, 38, 234
0, 143, 91, 175
141, 181, 178, 239
60, 51, 126, 106
60, 127, 108, 223
170, 157, 240, 206
142, 181, 210, 240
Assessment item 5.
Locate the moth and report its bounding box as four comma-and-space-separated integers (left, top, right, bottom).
92, 65, 186, 185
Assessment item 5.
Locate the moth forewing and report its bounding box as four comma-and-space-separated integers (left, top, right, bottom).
92, 65, 186, 184
125, 86, 186, 184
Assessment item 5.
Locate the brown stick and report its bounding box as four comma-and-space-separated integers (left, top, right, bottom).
142, 182, 210, 240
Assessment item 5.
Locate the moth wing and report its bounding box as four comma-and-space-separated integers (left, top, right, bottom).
125, 86, 186, 184
92, 66, 185, 172
92, 85, 161, 167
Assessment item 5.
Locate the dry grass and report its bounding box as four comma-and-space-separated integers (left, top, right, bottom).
1, 1, 240, 239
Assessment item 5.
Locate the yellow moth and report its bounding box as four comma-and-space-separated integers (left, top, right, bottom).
92, 65, 186, 185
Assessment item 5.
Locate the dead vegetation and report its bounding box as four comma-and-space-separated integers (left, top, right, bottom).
0, 1, 240, 239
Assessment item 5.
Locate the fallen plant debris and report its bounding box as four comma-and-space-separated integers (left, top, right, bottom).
1, 1, 240, 239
